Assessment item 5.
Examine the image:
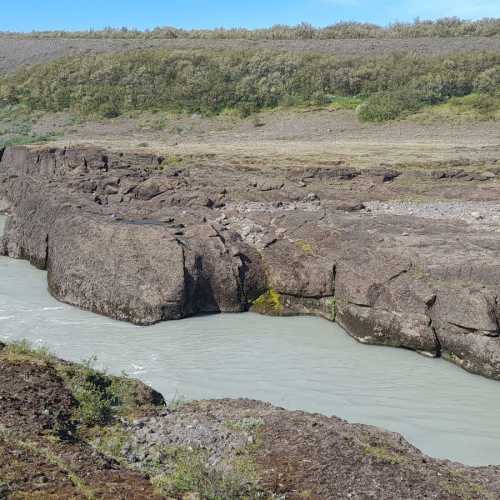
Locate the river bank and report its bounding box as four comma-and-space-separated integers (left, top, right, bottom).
1, 340, 499, 499
3, 212, 500, 466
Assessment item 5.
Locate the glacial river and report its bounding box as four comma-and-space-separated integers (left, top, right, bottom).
0, 215, 499, 466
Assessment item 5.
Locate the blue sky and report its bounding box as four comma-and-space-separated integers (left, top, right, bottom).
1, 0, 499, 32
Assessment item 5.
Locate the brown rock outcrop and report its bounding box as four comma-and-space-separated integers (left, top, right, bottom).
1, 144, 500, 379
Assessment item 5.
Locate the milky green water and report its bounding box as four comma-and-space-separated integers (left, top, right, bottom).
0, 215, 499, 466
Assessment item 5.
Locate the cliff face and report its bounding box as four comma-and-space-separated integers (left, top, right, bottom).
0, 146, 267, 324
1, 144, 500, 380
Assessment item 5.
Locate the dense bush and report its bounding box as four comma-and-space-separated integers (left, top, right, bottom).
475, 67, 500, 95
1, 49, 498, 121
3, 17, 500, 39
450, 93, 500, 115
357, 89, 425, 121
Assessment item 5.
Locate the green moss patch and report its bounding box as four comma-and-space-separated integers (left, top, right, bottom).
324, 297, 337, 321
252, 289, 283, 315
295, 239, 314, 255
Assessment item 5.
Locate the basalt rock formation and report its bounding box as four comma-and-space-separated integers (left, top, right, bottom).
1, 144, 500, 380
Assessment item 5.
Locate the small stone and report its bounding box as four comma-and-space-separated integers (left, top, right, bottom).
305, 193, 319, 202
478, 172, 496, 181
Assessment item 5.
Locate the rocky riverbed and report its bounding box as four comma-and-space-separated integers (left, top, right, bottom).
1, 144, 500, 380
1, 340, 500, 499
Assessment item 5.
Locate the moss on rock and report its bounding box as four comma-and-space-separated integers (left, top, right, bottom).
251, 289, 283, 315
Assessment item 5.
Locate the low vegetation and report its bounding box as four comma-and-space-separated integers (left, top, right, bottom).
2, 340, 153, 427
1, 341, 265, 498
364, 446, 408, 465
358, 65, 500, 121
325, 297, 337, 322
93, 426, 264, 499
4, 17, 500, 39
0, 48, 497, 122
414, 93, 500, 122
0, 104, 62, 147
226, 417, 265, 432
150, 447, 262, 499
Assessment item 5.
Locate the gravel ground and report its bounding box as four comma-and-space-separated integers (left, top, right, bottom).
38, 107, 500, 171
365, 200, 500, 227
121, 408, 252, 467
1, 36, 500, 74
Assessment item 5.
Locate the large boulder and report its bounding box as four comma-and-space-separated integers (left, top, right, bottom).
48, 215, 186, 324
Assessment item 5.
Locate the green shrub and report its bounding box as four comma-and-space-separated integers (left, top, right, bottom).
59, 357, 116, 426
2, 340, 55, 365
474, 67, 500, 96
58, 357, 145, 426
465, 94, 500, 114
5, 339, 37, 355
151, 447, 261, 499
448, 93, 500, 116
358, 89, 425, 122
1, 49, 498, 121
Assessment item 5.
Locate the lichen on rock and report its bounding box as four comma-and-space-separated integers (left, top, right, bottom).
251, 288, 283, 315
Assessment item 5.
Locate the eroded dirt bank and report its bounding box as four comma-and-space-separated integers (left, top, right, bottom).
1, 144, 500, 380
1, 341, 499, 499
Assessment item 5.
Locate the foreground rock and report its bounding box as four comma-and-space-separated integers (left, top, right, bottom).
0, 341, 164, 499
1, 341, 499, 499
1, 144, 500, 379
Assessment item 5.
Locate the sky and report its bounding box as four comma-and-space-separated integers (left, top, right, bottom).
1, 0, 499, 32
